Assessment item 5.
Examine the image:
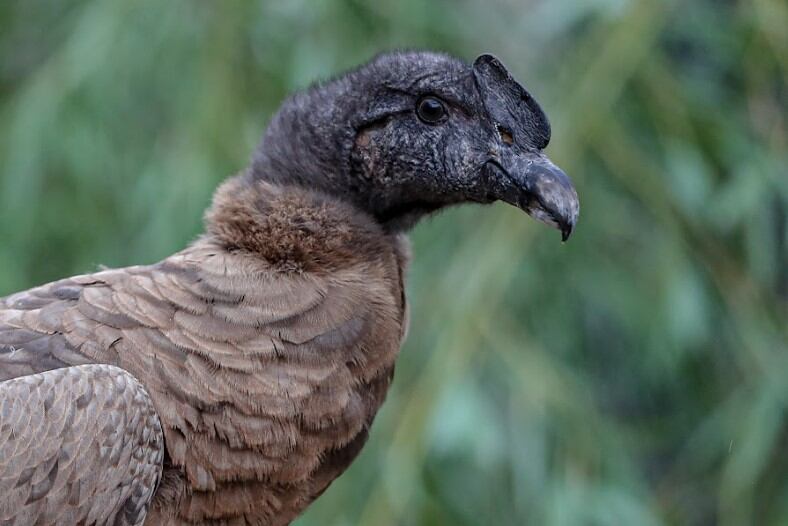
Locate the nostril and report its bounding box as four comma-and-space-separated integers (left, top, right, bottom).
497, 125, 514, 146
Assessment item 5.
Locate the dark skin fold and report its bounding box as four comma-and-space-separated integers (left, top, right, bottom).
252, 51, 579, 236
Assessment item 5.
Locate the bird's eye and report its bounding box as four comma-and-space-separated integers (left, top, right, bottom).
416, 96, 447, 124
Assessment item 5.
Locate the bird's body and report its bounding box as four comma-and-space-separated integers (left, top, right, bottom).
0, 51, 578, 525
1, 177, 409, 524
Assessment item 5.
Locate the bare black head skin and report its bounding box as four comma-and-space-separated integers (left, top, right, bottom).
251, 51, 579, 239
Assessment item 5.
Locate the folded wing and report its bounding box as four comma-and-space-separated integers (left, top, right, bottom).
0, 364, 164, 526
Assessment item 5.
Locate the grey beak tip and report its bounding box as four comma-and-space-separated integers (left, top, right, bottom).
559, 193, 579, 242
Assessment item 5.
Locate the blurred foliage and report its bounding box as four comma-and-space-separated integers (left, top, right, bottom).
1, 0, 786, 524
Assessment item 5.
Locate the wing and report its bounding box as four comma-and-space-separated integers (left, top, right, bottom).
0, 364, 164, 526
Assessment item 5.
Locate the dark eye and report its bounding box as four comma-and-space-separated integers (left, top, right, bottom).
416, 96, 447, 124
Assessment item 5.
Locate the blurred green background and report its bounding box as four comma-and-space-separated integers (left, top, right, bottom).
1, 0, 786, 524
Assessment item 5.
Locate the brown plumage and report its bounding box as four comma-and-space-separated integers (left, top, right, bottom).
1, 177, 408, 524
0, 51, 578, 525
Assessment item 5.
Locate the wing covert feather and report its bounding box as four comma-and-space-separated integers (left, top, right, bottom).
0, 364, 164, 526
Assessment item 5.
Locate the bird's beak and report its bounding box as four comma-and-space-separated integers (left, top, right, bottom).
471, 54, 579, 240
486, 153, 579, 241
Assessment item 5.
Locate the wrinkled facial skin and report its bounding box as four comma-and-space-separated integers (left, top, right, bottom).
348, 53, 578, 236
253, 51, 579, 238
350, 70, 494, 228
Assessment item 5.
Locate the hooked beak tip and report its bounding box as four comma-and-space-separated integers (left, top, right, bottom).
557, 191, 579, 242
560, 222, 573, 242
